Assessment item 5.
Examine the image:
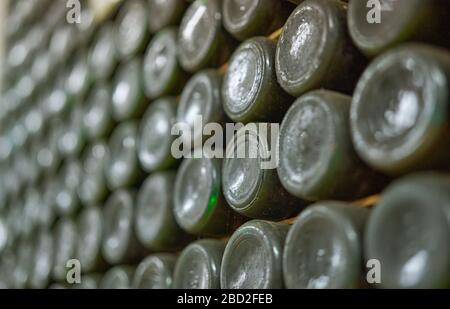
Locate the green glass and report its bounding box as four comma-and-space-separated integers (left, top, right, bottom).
58, 103, 86, 157
177, 70, 225, 148
114, 0, 150, 59
83, 84, 115, 141
100, 266, 134, 289
278, 90, 385, 202
173, 239, 225, 289
112, 59, 148, 121
147, 0, 187, 33
52, 217, 77, 282
132, 254, 177, 289
78, 141, 110, 206
102, 190, 145, 265
49, 24, 77, 66
136, 172, 192, 250
138, 97, 178, 172
65, 51, 93, 100
31, 50, 53, 87
221, 220, 289, 289
76, 206, 106, 274
351, 44, 450, 175
222, 125, 304, 220
45, 82, 73, 119
88, 22, 118, 81
106, 121, 144, 190
283, 201, 369, 289
275, 0, 365, 97
365, 173, 450, 289
174, 158, 241, 236
222, 0, 289, 41
348, 0, 450, 57
24, 103, 44, 139
143, 28, 188, 99
222, 37, 292, 123
55, 160, 82, 217
178, 0, 235, 72
30, 228, 53, 289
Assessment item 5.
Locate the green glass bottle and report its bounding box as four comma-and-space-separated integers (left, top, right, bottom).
55, 159, 82, 217
39, 178, 57, 229
283, 201, 369, 289
52, 217, 77, 282
174, 158, 241, 236
136, 172, 192, 251
351, 44, 450, 175
173, 239, 226, 289
143, 28, 188, 99
102, 190, 146, 265
222, 0, 290, 41
365, 173, 450, 289
65, 51, 93, 101
147, 0, 187, 33
49, 24, 77, 66
222, 125, 304, 220
100, 266, 134, 289
114, 0, 150, 59
76, 206, 106, 274
29, 228, 53, 289
138, 97, 178, 172
83, 83, 115, 141
132, 254, 177, 289
78, 141, 110, 206
178, 0, 235, 72
222, 37, 292, 123
177, 70, 225, 149
14, 236, 34, 289
278, 90, 385, 202
112, 59, 148, 122
106, 121, 144, 190
275, 0, 366, 97
348, 0, 450, 57
58, 103, 86, 157
88, 22, 118, 81
221, 220, 289, 289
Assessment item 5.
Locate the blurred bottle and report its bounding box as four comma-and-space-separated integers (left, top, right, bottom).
112, 59, 148, 122
29, 228, 53, 289
100, 266, 134, 289
52, 217, 77, 282
83, 83, 115, 141
177, 0, 236, 72
173, 239, 226, 289
55, 160, 82, 217
58, 103, 86, 158
174, 158, 242, 236
78, 141, 110, 206
222, 0, 291, 41
114, 0, 150, 60
132, 254, 177, 289
275, 0, 366, 97
221, 220, 289, 289
222, 37, 292, 123
351, 44, 450, 175
138, 97, 178, 172
135, 172, 193, 251
88, 22, 119, 81
143, 28, 188, 99
147, 0, 187, 34
76, 207, 106, 274
102, 190, 146, 265
283, 201, 369, 289
64, 51, 93, 101
365, 173, 450, 289
222, 125, 304, 220
348, 0, 450, 57
106, 121, 144, 190
278, 90, 386, 202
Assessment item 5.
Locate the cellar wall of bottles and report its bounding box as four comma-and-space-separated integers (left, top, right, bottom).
0, 0, 449, 289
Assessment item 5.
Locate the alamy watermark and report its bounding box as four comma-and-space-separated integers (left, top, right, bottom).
66, 0, 81, 24
366, 0, 396, 24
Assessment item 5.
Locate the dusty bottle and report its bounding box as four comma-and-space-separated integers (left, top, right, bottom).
132, 254, 177, 289
351, 44, 450, 175
55, 159, 82, 217
222, 37, 292, 123
283, 201, 369, 289
173, 239, 226, 289
100, 266, 134, 289
221, 220, 289, 289
365, 173, 450, 289
147, 0, 187, 33
29, 228, 53, 289
83, 83, 115, 141
88, 22, 118, 81
275, 0, 366, 97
